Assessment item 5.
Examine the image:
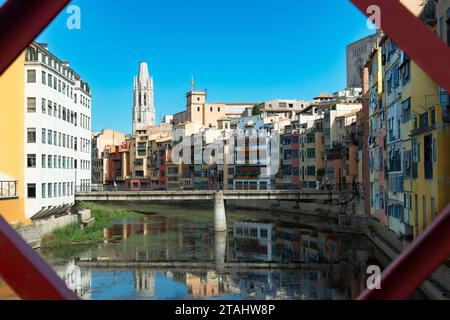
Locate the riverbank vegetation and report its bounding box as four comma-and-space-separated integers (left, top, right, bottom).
41, 202, 142, 249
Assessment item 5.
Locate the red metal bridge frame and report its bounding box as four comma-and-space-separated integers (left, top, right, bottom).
0, 0, 449, 300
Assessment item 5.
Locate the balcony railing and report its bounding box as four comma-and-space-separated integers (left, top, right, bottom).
0, 181, 18, 199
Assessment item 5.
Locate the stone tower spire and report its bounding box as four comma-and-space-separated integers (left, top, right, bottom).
132, 61, 155, 133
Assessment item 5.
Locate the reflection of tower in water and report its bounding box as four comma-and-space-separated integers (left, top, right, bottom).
134, 270, 155, 297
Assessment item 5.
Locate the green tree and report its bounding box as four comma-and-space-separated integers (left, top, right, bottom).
252, 104, 262, 116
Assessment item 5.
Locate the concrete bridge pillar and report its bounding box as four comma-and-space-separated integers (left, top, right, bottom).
214, 191, 227, 232
214, 231, 226, 272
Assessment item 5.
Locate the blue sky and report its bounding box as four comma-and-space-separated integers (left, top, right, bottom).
26, 0, 372, 134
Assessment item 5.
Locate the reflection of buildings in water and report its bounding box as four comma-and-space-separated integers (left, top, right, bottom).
276, 227, 339, 264
100, 215, 215, 262
232, 222, 274, 261
94, 214, 374, 299
134, 270, 155, 297
231, 221, 340, 264
187, 271, 220, 297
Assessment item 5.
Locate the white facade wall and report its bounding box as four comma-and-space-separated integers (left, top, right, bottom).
24, 43, 91, 219
74, 83, 93, 190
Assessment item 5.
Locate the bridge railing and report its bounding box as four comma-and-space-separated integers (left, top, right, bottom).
75, 183, 356, 193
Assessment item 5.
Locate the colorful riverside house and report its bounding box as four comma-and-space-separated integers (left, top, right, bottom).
408, 1, 450, 239
0, 53, 27, 225
299, 119, 325, 190
364, 35, 387, 226
380, 35, 409, 236
291, 126, 300, 188
280, 128, 293, 188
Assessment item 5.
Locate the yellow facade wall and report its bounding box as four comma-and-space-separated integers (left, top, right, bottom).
0, 53, 27, 224
410, 60, 450, 236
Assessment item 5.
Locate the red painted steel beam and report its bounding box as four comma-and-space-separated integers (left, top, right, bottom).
0, 216, 79, 300
0, 0, 71, 76
358, 204, 450, 300
351, 0, 450, 94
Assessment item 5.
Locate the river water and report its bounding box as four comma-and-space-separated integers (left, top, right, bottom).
41, 204, 383, 300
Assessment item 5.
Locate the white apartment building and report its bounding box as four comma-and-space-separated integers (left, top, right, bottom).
24, 42, 92, 220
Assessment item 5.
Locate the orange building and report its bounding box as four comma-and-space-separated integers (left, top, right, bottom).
0, 53, 27, 225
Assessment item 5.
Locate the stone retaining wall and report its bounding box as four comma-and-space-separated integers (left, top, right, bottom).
17, 214, 79, 249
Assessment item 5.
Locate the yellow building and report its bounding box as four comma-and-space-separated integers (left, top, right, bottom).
0, 53, 27, 225
409, 1, 450, 237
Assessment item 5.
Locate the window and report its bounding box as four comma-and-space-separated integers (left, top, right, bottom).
393, 64, 400, 88
306, 134, 315, 144
400, 60, 411, 86
433, 139, 437, 162
402, 99, 411, 123
307, 148, 316, 158
42, 183, 46, 198
48, 74, 52, 87
388, 174, 403, 193
403, 150, 412, 179
47, 100, 52, 115
389, 147, 402, 172
27, 154, 36, 168
27, 128, 36, 143
42, 71, 46, 85
424, 134, 433, 179
27, 97, 36, 112
260, 229, 268, 238
307, 166, 316, 176
419, 112, 429, 130
27, 184, 36, 199
27, 70, 36, 83
47, 129, 52, 145
42, 154, 46, 168
41, 128, 46, 143
42, 98, 46, 113
48, 183, 52, 198
48, 155, 52, 168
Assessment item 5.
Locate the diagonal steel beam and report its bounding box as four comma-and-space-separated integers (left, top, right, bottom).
357, 205, 450, 300
0, 216, 79, 300
351, 0, 450, 94
0, 0, 71, 76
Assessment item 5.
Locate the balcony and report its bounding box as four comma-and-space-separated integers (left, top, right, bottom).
0, 181, 18, 199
